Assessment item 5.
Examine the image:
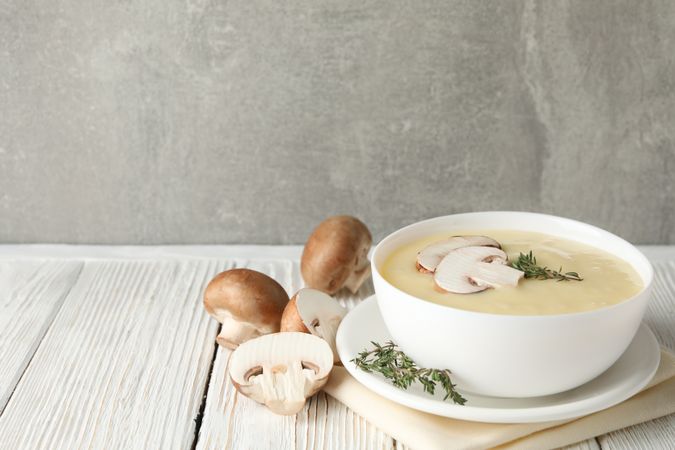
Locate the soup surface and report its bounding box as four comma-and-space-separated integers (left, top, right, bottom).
380, 230, 643, 315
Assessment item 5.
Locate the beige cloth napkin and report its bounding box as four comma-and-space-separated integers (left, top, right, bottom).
324, 349, 675, 450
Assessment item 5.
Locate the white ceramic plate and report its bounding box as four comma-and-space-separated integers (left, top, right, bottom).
336, 295, 661, 423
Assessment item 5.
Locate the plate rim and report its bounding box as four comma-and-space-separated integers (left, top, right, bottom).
336, 295, 661, 423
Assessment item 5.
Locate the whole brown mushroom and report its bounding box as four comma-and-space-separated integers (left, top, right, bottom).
301, 216, 372, 295
203, 269, 289, 349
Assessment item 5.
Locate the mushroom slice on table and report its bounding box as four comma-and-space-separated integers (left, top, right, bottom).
434, 246, 524, 294
203, 269, 289, 349
229, 332, 334, 415
417, 235, 502, 273
301, 216, 372, 294
280, 288, 347, 363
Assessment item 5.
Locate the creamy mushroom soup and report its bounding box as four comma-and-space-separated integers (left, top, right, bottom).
380, 230, 643, 315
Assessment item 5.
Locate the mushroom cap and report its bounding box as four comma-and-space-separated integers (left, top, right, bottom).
417, 235, 501, 273
434, 246, 524, 294
229, 332, 334, 415
280, 295, 309, 333
280, 288, 347, 363
301, 216, 372, 294
203, 268, 289, 332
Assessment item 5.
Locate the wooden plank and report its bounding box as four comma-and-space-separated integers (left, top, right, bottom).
597, 261, 675, 450
196, 260, 395, 450
598, 415, 675, 450
0, 259, 226, 449
394, 422, 663, 450
297, 391, 395, 450
641, 261, 675, 350
196, 260, 297, 450
559, 439, 601, 450
0, 260, 83, 412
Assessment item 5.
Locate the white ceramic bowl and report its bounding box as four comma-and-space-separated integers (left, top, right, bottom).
371, 212, 653, 398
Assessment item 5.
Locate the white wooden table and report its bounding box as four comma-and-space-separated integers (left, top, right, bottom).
0, 245, 673, 450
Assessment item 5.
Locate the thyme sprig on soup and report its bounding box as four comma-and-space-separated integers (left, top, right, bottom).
381, 230, 643, 315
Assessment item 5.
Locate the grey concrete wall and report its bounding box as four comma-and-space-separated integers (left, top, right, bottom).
1, 0, 674, 245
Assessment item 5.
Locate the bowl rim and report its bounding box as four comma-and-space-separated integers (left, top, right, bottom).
371, 211, 654, 320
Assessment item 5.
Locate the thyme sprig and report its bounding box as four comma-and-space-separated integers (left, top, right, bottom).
510, 251, 583, 281
351, 341, 467, 405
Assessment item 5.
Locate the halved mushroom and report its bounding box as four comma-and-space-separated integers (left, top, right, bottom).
280, 288, 347, 363
301, 216, 372, 294
434, 246, 524, 294
204, 269, 289, 349
417, 235, 502, 273
229, 332, 334, 415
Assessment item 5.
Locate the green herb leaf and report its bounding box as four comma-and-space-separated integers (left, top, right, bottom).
510, 251, 583, 282
351, 341, 467, 405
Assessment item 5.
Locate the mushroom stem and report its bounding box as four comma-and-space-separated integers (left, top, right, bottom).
217, 316, 260, 349
258, 360, 310, 415
343, 264, 371, 294
313, 318, 343, 363
472, 262, 524, 288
